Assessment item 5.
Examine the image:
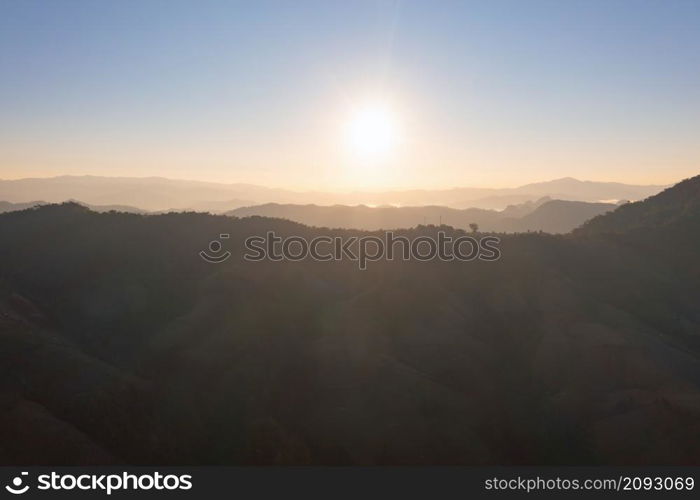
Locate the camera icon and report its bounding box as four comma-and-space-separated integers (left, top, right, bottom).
200, 233, 231, 263
5, 472, 29, 495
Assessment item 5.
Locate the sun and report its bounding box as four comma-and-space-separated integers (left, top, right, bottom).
345, 103, 399, 162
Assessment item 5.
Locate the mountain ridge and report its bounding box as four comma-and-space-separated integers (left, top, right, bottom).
0, 175, 698, 464
0, 175, 667, 212
575, 174, 700, 235
228, 198, 617, 234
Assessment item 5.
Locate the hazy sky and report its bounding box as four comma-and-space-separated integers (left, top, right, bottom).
1, 0, 699, 190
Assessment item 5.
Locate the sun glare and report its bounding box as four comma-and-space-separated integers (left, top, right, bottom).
345, 104, 399, 162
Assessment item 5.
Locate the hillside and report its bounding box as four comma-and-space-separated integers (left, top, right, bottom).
0, 200, 146, 215
228, 198, 615, 234
229, 203, 502, 231
576, 174, 700, 235
504, 200, 617, 233
0, 201, 45, 213
0, 180, 699, 464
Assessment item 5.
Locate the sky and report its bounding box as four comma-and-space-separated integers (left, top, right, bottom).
1, 0, 699, 190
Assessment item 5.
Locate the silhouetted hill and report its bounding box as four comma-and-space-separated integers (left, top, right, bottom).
229, 203, 502, 231
0, 187, 699, 464
576, 174, 700, 235
0, 287, 153, 464
228, 198, 615, 234
504, 200, 616, 233
516, 177, 665, 201
500, 196, 552, 217
0, 201, 45, 213
0, 199, 146, 215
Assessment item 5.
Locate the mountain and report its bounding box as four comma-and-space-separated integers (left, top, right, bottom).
0, 175, 699, 465
0, 176, 287, 212
0, 201, 45, 213
575, 174, 700, 235
455, 194, 551, 210
228, 198, 616, 234
502, 200, 618, 233
513, 177, 665, 201
500, 196, 552, 218
229, 203, 501, 231
0, 199, 147, 215
0, 289, 152, 464
0, 175, 666, 212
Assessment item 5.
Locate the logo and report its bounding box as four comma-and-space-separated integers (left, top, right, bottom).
243, 230, 501, 270
3, 471, 193, 495
200, 233, 231, 263
5, 472, 29, 495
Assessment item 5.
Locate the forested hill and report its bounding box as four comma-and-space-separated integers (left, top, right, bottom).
0, 175, 698, 465
576, 174, 700, 235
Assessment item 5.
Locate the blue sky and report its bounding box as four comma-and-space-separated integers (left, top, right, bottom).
1, 0, 699, 189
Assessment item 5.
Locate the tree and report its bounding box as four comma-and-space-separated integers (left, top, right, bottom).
469, 223, 479, 233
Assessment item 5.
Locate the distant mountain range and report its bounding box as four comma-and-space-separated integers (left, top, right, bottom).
0, 196, 621, 234
0, 175, 666, 212
229, 198, 621, 234
0, 200, 147, 215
